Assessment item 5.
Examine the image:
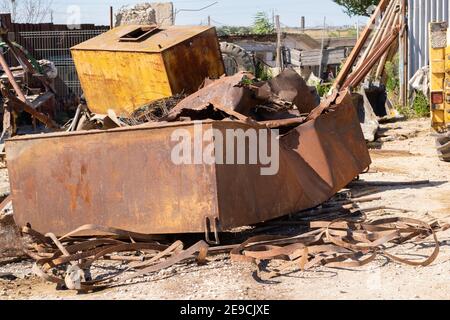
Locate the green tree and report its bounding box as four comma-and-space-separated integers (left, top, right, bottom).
333, 0, 380, 17
252, 11, 274, 35
217, 26, 252, 36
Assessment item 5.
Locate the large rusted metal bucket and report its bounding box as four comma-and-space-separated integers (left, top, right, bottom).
5, 95, 370, 236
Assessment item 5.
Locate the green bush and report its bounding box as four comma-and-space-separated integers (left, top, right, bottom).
395, 103, 415, 119
412, 91, 430, 117
316, 83, 332, 97
395, 91, 430, 119
385, 54, 399, 96
255, 63, 272, 81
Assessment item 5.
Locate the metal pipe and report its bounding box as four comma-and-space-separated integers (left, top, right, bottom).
0, 51, 57, 128
343, 27, 400, 89
275, 15, 282, 70
0, 51, 27, 103
110, 6, 114, 29
358, 0, 397, 69
333, 0, 391, 89
318, 16, 326, 79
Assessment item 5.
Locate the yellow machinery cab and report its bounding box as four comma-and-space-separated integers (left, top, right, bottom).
429, 22, 450, 131
429, 22, 450, 161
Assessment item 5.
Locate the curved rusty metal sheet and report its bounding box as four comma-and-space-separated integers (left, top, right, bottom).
166, 69, 319, 122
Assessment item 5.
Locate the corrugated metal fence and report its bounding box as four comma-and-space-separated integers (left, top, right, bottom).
408, 0, 450, 80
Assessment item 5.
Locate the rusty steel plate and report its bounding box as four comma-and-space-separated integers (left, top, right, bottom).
6, 94, 370, 236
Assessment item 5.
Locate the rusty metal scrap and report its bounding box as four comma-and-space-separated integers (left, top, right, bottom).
6, 82, 370, 236
71, 25, 225, 116
128, 94, 188, 124
331, 0, 402, 91
0, 196, 23, 258
260, 68, 319, 114
22, 208, 449, 292
165, 72, 258, 121
231, 216, 446, 281
342, 27, 401, 89
166, 69, 319, 123
5, 67, 369, 239
333, 0, 391, 89
0, 31, 58, 131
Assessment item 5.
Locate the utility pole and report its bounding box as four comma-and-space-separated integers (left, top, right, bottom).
10, 0, 16, 22
356, 20, 360, 40
318, 16, 326, 79
50, 10, 54, 24
208, 15, 211, 26
110, 6, 114, 29
301, 16, 305, 33
275, 15, 283, 71
172, 6, 176, 25
399, 0, 408, 107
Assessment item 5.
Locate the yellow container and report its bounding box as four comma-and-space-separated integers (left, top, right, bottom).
429, 22, 450, 131
71, 25, 225, 116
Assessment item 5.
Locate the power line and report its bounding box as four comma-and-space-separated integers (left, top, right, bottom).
174, 1, 219, 24
176, 1, 218, 13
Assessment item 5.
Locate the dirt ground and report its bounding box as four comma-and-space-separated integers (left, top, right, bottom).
1, 118, 450, 300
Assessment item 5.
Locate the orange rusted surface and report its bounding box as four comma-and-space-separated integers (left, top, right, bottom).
6, 90, 370, 236
72, 25, 217, 53
71, 25, 225, 116
163, 28, 226, 95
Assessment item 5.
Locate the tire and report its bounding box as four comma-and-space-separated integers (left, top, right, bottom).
219, 42, 255, 76
435, 132, 450, 162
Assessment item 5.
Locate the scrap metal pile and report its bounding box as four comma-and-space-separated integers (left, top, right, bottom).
333, 0, 404, 91
0, 28, 58, 150
0, 1, 447, 292
332, 0, 406, 142
5, 69, 371, 237
20, 202, 448, 292
4, 67, 449, 291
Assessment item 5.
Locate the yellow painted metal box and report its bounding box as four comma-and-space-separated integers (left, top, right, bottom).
429, 22, 450, 131
71, 25, 225, 116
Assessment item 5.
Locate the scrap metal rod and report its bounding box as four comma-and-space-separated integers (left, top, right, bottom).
350, 180, 430, 187
0, 52, 27, 102
0, 51, 58, 128
342, 27, 400, 89
333, 0, 391, 89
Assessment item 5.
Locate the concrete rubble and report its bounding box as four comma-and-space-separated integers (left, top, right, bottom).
115, 2, 174, 27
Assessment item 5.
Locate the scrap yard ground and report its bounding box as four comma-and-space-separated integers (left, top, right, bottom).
1, 118, 450, 300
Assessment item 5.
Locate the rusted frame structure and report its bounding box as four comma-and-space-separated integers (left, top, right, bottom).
333, 0, 391, 90
0, 24, 59, 142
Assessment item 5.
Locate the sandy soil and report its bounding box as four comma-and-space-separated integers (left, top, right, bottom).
1, 118, 450, 300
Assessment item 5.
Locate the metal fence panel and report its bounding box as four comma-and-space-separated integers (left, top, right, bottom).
12, 29, 108, 98
408, 0, 450, 81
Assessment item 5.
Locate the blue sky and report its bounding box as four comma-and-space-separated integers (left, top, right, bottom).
52, 0, 367, 27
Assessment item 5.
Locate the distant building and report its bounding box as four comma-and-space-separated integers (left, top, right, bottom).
219, 32, 356, 80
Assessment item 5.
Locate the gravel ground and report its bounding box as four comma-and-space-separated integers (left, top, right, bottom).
1, 118, 450, 300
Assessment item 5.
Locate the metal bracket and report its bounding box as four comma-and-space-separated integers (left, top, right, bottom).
204, 216, 220, 245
